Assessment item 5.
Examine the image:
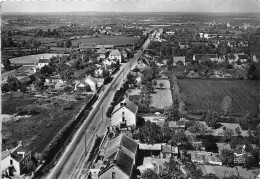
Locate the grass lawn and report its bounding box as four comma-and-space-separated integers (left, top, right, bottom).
150, 88, 173, 109
13, 35, 63, 44
71, 36, 140, 47
2, 93, 93, 153
178, 79, 260, 115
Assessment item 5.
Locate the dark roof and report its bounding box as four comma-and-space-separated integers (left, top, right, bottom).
112, 98, 138, 114
38, 58, 50, 63
96, 45, 114, 49
79, 43, 96, 49
195, 54, 218, 61
228, 54, 236, 60
99, 150, 134, 177
105, 134, 138, 159
238, 54, 249, 60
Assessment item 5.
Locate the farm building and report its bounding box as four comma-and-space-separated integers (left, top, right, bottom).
96, 46, 107, 59
79, 43, 96, 50
37, 57, 50, 69
1, 142, 31, 177
193, 54, 223, 63
111, 98, 138, 128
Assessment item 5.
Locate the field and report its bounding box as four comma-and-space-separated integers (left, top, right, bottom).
13, 35, 64, 45
178, 79, 260, 115
71, 36, 140, 47
2, 93, 93, 153
150, 79, 173, 109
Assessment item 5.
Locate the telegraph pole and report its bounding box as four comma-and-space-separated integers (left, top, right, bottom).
84, 131, 87, 156
101, 105, 104, 123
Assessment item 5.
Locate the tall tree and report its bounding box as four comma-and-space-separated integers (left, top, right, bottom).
141, 169, 159, 179
221, 95, 232, 115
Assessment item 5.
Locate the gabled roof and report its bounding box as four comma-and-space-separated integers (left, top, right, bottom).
195, 54, 218, 61
97, 46, 107, 54
79, 43, 96, 49
105, 134, 138, 159
96, 45, 114, 49
109, 49, 121, 56
112, 98, 138, 115
99, 149, 134, 177
38, 58, 50, 63
122, 49, 127, 54
85, 75, 98, 84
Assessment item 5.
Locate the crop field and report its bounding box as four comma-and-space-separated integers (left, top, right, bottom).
2, 93, 93, 153
12, 35, 64, 44
178, 79, 260, 115
71, 36, 140, 47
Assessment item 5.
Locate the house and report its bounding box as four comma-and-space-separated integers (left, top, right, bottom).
79, 43, 96, 51
234, 53, 249, 63
173, 56, 186, 66
84, 75, 98, 92
94, 68, 104, 78
96, 45, 114, 49
37, 57, 50, 69
189, 151, 222, 165
1, 142, 31, 177
74, 80, 90, 92
98, 134, 138, 179
168, 120, 186, 130
111, 98, 138, 128
121, 49, 128, 59
103, 58, 117, 67
96, 46, 107, 59
193, 54, 220, 63
227, 53, 236, 64
160, 145, 178, 159
239, 41, 248, 47
109, 49, 122, 63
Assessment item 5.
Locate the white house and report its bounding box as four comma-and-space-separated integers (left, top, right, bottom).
109, 49, 122, 63
84, 75, 98, 92
111, 98, 138, 128
103, 58, 117, 67
1, 142, 31, 177
37, 57, 50, 69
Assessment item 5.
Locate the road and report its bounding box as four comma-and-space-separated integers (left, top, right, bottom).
46, 33, 153, 179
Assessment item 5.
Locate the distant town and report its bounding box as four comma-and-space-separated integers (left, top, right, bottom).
1, 11, 260, 179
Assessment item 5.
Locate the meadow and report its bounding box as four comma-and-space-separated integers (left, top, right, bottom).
178, 79, 260, 115
71, 36, 140, 47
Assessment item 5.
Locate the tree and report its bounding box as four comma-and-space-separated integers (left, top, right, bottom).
166, 58, 173, 67
247, 62, 260, 80
3, 59, 11, 71
235, 127, 241, 136
221, 95, 232, 115
39, 65, 54, 77
141, 169, 159, 179
7, 76, 21, 91
202, 174, 219, 179
220, 149, 234, 166
202, 135, 218, 153
2, 83, 10, 93
159, 82, 164, 89
139, 121, 163, 144
223, 128, 234, 142
65, 39, 72, 48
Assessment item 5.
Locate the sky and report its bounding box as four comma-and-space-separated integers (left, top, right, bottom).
1, 0, 260, 13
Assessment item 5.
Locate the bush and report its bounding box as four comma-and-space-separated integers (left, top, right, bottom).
17, 105, 41, 115
63, 102, 73, 110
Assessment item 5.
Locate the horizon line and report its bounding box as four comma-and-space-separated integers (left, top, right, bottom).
3, 11, 260, 15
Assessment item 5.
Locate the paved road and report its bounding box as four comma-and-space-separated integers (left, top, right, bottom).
46, 34, 152, 179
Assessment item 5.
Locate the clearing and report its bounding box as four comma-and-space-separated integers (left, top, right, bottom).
2, 93, 93, 153
150, 79, 173, 109
178, 79, 260, 115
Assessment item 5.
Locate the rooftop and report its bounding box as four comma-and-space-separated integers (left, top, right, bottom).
112, 98, 138, 114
